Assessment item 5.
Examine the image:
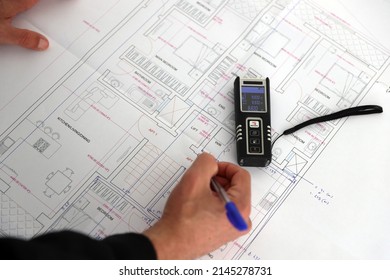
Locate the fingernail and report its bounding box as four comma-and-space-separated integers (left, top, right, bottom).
37, 38, 49, 50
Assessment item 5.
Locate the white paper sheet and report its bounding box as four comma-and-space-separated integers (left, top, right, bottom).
0, 0, 389, 259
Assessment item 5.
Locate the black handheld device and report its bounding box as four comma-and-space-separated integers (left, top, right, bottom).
234, 77, 272, 167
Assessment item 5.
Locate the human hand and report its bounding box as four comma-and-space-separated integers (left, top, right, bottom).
0, 0, 49, 50
143, 153, 252, 259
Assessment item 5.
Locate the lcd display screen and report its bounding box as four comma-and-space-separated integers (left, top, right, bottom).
241, 86, 266, 112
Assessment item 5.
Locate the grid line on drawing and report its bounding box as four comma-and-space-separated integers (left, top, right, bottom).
122, 144, 162, 187
133, 155, 180, 199
293, 1, 388, 69
0, 193, 42, 237
149, 172, 159, 181
228, 0, 271, 19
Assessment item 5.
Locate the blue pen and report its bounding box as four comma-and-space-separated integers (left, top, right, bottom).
211, 177, 248, 231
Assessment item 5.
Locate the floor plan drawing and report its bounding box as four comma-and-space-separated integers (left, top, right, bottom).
0, 0, 389, 259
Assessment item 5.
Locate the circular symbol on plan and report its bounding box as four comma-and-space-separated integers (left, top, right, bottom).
52, 133, 60, 140
273, 147, 282, 157
110, 79, 121, 88
207, 107, 218, 116
307, 141, 317, 151
44, 127, 53, 134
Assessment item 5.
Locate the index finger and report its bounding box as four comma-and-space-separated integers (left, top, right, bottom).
217, 162, 251, 187
178, 153, 218, 196
217, 162, 251, 211
187, 152, 218, 179
0, 0, 39, 18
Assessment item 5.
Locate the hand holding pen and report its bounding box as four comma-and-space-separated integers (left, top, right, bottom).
144, 153, 251, 259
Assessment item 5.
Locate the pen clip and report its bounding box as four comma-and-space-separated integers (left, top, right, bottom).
225, 201, 248, 231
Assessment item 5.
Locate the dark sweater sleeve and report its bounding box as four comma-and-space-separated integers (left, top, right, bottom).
0, 230, 157, 260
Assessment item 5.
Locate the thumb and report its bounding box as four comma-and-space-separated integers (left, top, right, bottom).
2, 26, 49, 50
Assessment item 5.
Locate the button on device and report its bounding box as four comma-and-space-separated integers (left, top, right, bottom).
249, 130, 260, 136
249, 120, 260, 128
250, 138, 260, 144
250, 147, 261, 153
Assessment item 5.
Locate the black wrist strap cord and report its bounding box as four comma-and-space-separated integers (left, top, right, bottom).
272, 105, 383, 148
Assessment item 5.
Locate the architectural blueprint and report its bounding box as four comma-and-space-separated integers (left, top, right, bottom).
0, 0, 389, 259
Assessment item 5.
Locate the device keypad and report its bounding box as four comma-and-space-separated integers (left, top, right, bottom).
247, 118, 263, 154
